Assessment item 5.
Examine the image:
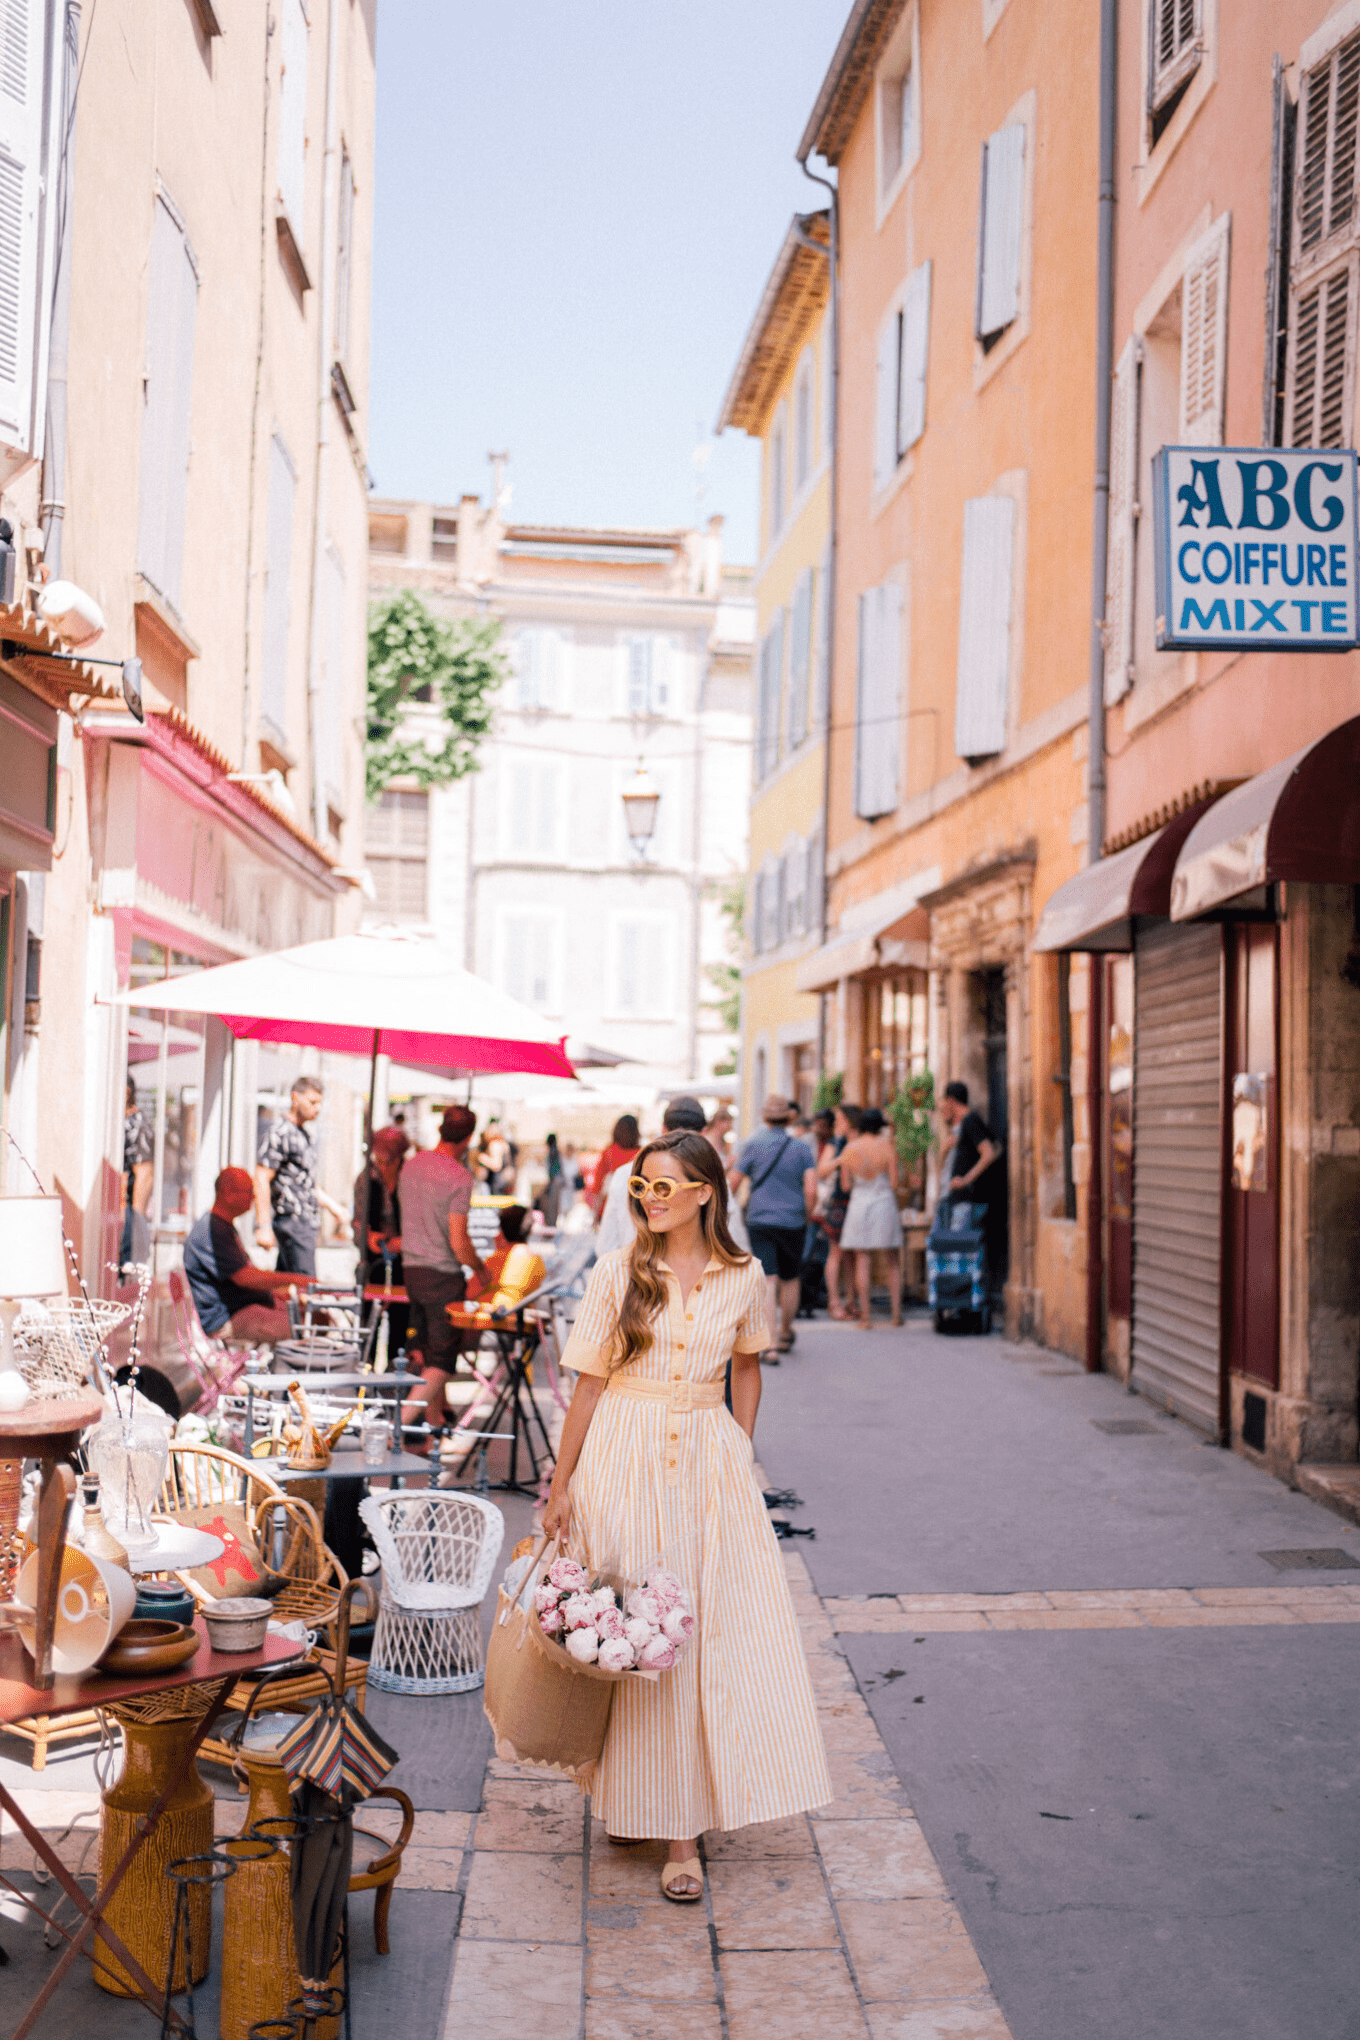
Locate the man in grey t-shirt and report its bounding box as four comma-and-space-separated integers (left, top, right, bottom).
400, 1105, 488, 1442
731, 1095, 816, 1360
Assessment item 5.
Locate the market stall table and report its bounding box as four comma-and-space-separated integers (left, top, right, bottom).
0, 1619, 301, 2038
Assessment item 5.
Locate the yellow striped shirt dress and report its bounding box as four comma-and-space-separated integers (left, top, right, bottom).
562, 1249, 832, 1840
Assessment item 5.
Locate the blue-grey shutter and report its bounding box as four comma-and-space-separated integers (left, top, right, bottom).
260, 431, 297, 735
137, 197, 199, 609
955, 495, 1015, 761
789, 568, 813, 747
977, 124, 1025, 339
0, 0, 44, 450
278, 0, 308, 245
898, 260, 931, 451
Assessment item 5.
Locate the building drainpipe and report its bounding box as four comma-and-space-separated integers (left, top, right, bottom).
304, 0, 342, 846
39, 2, 80, 578
796, 157, 838, 1081
1085, 0, 1118, 1370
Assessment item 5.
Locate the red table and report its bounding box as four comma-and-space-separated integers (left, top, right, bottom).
1, 1618, 301, 2037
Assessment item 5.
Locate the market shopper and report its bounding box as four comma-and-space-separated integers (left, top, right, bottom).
542, 1131, 831, 1900
184, 1168, 312, 1344
588, 1114, 641, 1217
353, 1124, 410, 1359
729, 1095, 817, 1359
400, 1105, 488, 1445
120, 1075, 153, 1273
838, 1106, 903, 1329
814, 1102, 861, 1320
597, 1097, 706, 1253
939, 1080, 1003, 1289
254, 1075, 351, 1276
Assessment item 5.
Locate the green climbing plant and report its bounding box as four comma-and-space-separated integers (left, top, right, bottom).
366, 591, 507, 801
888, 1068, 936, 1185
812, 1070, 844, 1113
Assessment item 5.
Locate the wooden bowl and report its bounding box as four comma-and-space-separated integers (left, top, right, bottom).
99, 1619, 201, 1676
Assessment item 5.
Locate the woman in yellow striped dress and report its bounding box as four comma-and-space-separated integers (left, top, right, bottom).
543, 1130, 831, 1902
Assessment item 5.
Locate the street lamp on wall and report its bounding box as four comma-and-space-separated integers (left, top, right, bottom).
621, 759, 660, 858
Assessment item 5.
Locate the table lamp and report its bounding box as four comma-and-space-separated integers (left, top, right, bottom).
0, 1195, 69, 1411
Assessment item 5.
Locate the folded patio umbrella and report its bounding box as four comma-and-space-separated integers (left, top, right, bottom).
117, 929, 575, 1080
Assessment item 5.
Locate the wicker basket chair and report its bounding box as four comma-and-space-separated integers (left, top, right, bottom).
358, 1491, 504, 1695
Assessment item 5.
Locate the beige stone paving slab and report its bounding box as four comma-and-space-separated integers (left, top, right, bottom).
1045, 1588, 1198, 1609
585, 2000, 724, 2040
1290, 1602, 1360, 1621
1142, 1605, 1301, 1627
461, 1847, 583, 1942
704, 1814, 818, 1858
397, 1845, 465, 1892
817, 1697, 889, 1750
819, 1748, 915, 1818
584, 1911, 717, 2001
864, 1998, 1013, 2039
443, 1940, 584, 2040
588, 1836, 670, 1899
815, 1817, 949, 1902
476, 1779, 586, 1851
826, 1600, 923, 1631
1193, 1584, 1358, 1606
838, 1898, 993, 2002
982, 1607, 1145, 1631
896, 1593, 1053, 1613
1, 1789, 100, 1835
722, 1947, 869, 2040
887, 1612, 992, 1633
708, 1854, 840, 1949
485, 1755, 575, 1784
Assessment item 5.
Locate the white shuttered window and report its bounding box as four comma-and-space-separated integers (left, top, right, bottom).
976, 124, 1026, 343
501, 756, 565, 860
626, 635, 671, 716
1150, 0, 1202, 116
756, 613, 784, 780
873, 308, 901, 489
612, 915, 673, 1018
321, 543, 345, 805
1104, 340, 1140, 705
0, 0, 46, 451
365, 791, 428, 921
898, 260, 931, 452
260, 432, 297, 736
137, 197, 199, 610
788, 568, 813, 749
1285, 36, 1360, 450
501, 909, 561, 1012
515, 627, 562, 711
854, 579, 902, 821
814, 538, 832, 730
955, 496, 1015, 763
277, 0, 308, 249
1178, 215, 1229, 444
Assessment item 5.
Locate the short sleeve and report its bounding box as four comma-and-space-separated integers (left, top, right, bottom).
213, 1222, 249, 1279
562, 1257, 622, 1377
732, 1260, 770, 1354
447, 1164, 473, 1216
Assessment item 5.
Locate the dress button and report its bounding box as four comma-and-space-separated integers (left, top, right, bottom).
685, 1313, 693, 1322
677, 1342, 685, 1351
672, 1372, 682, 1381
669, 1431, 678, 1441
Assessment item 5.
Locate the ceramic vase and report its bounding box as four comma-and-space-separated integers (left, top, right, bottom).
97, 1714, 213, 1995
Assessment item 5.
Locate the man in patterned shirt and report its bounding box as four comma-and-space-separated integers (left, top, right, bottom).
253, 1075, 351, 1276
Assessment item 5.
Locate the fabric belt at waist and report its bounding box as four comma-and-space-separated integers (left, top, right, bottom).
605, 1376, 726, 1412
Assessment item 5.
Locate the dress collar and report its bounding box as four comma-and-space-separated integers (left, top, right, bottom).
657, 1254, 724, 1285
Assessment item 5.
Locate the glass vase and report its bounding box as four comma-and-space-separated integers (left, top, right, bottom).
88, 1414, 170, 1554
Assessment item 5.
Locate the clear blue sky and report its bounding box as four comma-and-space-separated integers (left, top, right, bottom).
368, 2, 848, 566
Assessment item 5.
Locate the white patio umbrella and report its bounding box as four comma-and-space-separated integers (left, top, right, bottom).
118, 932, 576, 1138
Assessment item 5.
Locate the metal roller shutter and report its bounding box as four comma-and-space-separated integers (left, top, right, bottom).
1131, 920, 1223, 1433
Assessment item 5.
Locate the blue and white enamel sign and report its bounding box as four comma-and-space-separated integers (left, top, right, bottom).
1152, 445, 1360, 651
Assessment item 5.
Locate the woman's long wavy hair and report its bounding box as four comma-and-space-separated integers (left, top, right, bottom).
611, 1131, 748, 1373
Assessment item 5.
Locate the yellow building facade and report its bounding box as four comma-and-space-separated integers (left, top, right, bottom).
719, 216, 832, 1128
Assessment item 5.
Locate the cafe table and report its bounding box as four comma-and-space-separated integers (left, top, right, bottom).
0, 1618, 301, 2038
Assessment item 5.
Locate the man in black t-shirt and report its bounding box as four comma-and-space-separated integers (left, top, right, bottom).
184, 1168, 312, 1343
940, 1081, 1000, 1204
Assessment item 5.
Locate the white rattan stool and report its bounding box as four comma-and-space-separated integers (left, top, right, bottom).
358, 1490, 505, 1695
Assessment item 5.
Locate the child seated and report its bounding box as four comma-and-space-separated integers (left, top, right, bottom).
447, 1206, 546, 1328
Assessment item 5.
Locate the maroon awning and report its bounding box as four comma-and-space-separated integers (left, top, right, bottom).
1171, 716, 1360, 921
1033, 803, 1216, 952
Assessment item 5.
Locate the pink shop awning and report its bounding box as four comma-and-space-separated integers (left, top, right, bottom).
117, 931, 576, 1079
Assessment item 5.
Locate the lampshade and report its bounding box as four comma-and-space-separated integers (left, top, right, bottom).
621, 762, 660, 852
0, 1196, 68, 1298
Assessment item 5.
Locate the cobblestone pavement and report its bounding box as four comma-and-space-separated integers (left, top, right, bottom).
438, 1538, 1014, 2040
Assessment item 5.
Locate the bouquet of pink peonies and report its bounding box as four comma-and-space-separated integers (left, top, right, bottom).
533, 1555, 695, 1674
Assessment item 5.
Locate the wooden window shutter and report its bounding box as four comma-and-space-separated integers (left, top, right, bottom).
814, 540, 831, 729
649, 637, 671, 714
955, 495, 1014, 764
1179, 215, 1230, 444
516, 628, 540, 709
1286, 262, 1355, 449
855, 581, 901, 821
1295, 34, 1360, 259
627, 636, 652, 715
278, 0, 309, 244
977, 125, 1025, 341
898, 260, 931, 453
751, 872, 764, 955
1149, 0, 1201, 115
1263, 56, 1298, 445
136, 197, 199, 608
1104, 339, 1140, 706
789, 567, 813, 748
321, 543, 345, 802
873, 310, 900, 488
0, 0, 45, 451
260, 432, 297, 733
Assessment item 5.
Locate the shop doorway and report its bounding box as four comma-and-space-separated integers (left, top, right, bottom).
961, 966, 1010, 1289
1224, 924, 1279, 1389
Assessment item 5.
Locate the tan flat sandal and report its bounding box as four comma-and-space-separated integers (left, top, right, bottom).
660, 1856, 704, 1903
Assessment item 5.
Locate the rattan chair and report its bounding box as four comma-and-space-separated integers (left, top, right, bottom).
358, 1491, 504, 1695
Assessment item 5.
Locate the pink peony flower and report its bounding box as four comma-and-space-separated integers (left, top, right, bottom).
625, 1589, 664, 1628
565, 1628, 599, 1663
647, 1569, 684, 1607
590, 1586, 619, 1615
561, 1592, 597, 1630
539, 1607, 564, 1634
638, 1634, 678, 1671
595, 1605, 626, 1641
661, 1607, 694, 1644
532, 1583, 560, 1614
596, 1636, 636, 1673
548, 1557, 587, 1592
623, 1615, 654, 1651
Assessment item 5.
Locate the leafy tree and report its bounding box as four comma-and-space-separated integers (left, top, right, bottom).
366, 591, 507, 801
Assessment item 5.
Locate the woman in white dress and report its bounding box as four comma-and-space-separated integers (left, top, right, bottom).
838, 1106, 902, 1328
